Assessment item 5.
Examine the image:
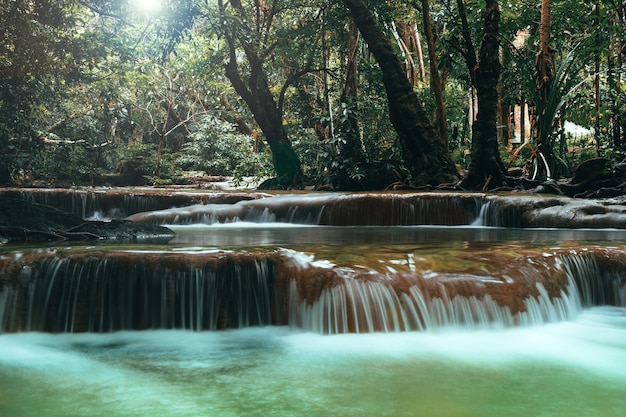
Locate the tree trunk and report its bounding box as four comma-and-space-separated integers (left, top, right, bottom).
341, 0, 458, 186
498, 48, 510, 146
322, 25, 335, 140
594, 0, 602, 153
413, 24, 427, 83
457, 0, 478, 87
219, 0, 301, 188
536, 0, 554, 95
396, 21, 425, 85
420, 0, 448, 149
335, 19, 366, 190
224, 59, 301, 187
608, 11, 622, 149
534, 0, 556, 176
458, 0, 508, 190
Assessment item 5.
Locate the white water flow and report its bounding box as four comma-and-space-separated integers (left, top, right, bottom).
1, 308, 626, 417
4, 191, 626, 416
3, 244, 612, 334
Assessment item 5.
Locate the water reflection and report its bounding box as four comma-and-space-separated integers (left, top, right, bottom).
168, 223, 626, 247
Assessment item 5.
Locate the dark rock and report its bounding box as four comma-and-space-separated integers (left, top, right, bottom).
0, 195, 83, 233
0, 195, 174, 245
545, 158, 626, 198
64, 220, 174, 242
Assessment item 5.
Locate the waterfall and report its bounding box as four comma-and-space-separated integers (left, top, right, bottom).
0, 251, 278, 332
128, 193, 483, 226
562, 251, 626, 307
472, 199, 527, 227
3, 188, 262, 220
1, 248, 625, 335
287, 268, 583, 334
281, 249, 623, 334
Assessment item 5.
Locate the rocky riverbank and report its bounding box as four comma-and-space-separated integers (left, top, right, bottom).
0, 195, 174, 245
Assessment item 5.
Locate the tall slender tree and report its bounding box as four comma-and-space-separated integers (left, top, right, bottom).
534, 0, 556, 176
419, 0, 448, 148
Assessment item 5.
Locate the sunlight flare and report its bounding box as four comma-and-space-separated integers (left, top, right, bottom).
134, 0, 163, 14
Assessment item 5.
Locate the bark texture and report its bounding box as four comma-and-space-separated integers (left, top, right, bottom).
341, 0, 458, 186
458, 0, 508, 190
534, 0, 556, 178
220, 0, 301, 187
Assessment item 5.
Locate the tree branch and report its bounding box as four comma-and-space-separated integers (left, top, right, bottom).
278, 68, 332, 119
76, 0, 132, 26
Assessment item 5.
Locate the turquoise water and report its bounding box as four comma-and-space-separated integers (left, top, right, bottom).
3, 206, 626, 417
1, 307, 625, 417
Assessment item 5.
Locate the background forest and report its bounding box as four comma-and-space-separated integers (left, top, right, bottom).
1, 0, 625, 190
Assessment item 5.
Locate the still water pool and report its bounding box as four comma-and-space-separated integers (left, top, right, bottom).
1, 307, 625, 417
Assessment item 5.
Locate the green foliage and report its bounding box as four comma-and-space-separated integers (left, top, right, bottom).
2, 0, 626, 188
117, 143, 182, 185
116, 143, 159, 184
533, 39, 596, 178
178, 115, 269, 178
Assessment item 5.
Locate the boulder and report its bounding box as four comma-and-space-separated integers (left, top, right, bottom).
0, 195, 173, 244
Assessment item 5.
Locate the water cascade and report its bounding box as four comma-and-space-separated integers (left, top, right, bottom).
6, 188, 626, 227
1, 188, 266, 219
2, 245, 624, 334
2, 189, 626, 416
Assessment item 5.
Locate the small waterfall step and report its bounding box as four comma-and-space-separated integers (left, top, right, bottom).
1, 246, 624, 334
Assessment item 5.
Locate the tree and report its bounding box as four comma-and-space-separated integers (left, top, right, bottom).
334, 19, 368, 190
212, 0, 305, 188
0, 0, 105, 184
456, 0, 508, 190
534, 0, 556, 177
341, 0, 458, 186
418, 0, 448, 148
5, 0, 626, 190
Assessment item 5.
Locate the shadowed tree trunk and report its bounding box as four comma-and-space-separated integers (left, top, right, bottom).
224, 55, 301, 187
457, 0, 508, 190
218, 0, 301, 188
341, 0, 458, 186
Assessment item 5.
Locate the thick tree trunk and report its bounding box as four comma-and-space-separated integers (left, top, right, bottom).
224, 59, 301, 186
220, 0, 301, 187
341, 0, 458, 186
458, 0, 508, 190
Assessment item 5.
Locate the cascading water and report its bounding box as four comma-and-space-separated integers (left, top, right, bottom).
0, 250, 280, 333
0, 188, 269, 220
126, 192, 483, 225
2, 245, 624, 335
2, 189, 626, 417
